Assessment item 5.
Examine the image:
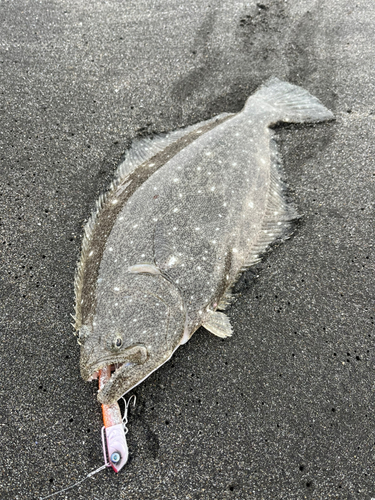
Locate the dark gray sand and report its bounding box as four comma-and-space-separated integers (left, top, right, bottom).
1, 1, 374, 499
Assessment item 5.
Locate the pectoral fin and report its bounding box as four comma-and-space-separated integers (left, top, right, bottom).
202, 310, 233, 338
153, 221, 179, 270
128, 264, 161, 275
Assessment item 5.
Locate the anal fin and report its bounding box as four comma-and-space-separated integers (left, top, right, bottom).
217, 290, 233, 311
202, 310, 233, 338
240, 135, 299, 272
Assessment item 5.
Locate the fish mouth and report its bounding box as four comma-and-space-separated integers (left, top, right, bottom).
85, 344, 149, 404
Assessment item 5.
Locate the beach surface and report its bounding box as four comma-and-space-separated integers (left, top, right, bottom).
1, 0, 374, 498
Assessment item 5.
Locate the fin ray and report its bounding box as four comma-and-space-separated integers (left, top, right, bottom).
202, 310, 233, 338
250, 77, 334, 124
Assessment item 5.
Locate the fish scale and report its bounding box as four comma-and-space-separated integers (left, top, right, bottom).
75, 77, 333, 408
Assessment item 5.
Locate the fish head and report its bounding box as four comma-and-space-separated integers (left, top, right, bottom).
79, 273, 185, 404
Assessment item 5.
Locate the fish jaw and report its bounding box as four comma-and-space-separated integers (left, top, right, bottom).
97, 349, 175, 404
81, 343, 148, 387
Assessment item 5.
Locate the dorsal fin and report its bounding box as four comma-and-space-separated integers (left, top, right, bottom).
112, 112, 233, 189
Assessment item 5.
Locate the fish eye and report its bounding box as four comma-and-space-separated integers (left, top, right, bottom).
114, 337, 123, 348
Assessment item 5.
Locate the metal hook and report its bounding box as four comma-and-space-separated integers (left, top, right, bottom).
120, 395, 136, 434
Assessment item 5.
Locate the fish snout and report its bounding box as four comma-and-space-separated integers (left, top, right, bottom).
97, 346, 170, 405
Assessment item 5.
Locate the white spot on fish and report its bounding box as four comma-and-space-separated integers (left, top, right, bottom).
109, 247, 113, 252
112, 199, 118, 204
114, 287, 119, 291
248, 201, 254, 208
89, 251, 94, 257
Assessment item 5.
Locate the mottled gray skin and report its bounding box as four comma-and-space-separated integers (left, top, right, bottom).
75, 78, 333, 404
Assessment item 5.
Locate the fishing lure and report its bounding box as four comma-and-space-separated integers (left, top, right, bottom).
99, 367, 135, 473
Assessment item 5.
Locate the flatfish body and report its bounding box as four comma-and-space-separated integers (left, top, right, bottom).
74, 78, 333, 404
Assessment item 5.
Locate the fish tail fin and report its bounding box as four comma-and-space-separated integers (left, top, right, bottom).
248, 77, 334, 124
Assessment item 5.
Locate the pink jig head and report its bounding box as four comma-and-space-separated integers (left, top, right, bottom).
99, 367, 136, 473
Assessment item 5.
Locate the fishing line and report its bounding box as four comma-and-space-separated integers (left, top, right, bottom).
39, 463, 108, 500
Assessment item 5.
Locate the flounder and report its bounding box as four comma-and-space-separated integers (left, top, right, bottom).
74, 78, 333, 405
